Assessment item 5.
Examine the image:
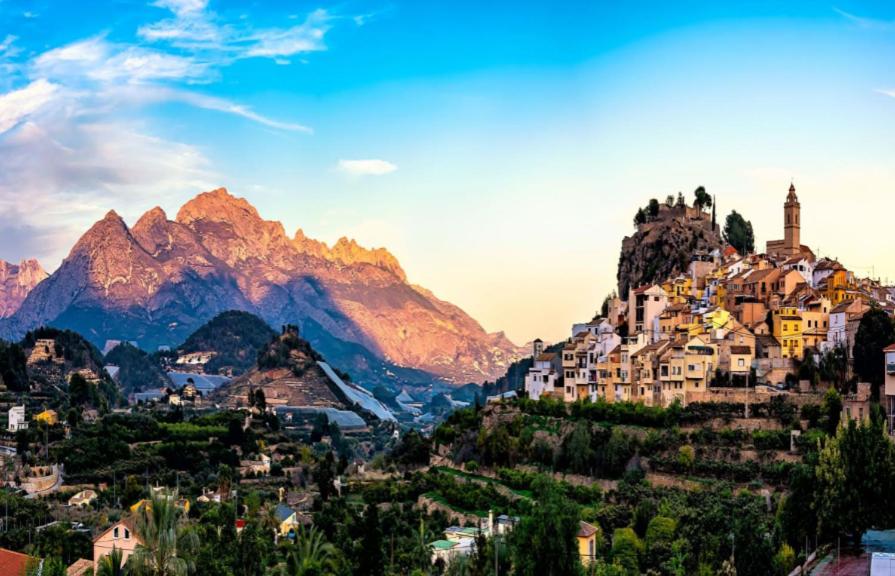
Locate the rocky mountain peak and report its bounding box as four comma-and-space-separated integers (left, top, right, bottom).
0, 259, 48, 318
175, 187, 259, 225
330, 237, 406, 281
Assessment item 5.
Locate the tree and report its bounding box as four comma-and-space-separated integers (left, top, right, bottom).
69, 373, 91, 406
510, 479, 582, 576
634, 208, 647, 226
128, 492, 199, 576
853, 307, 895, 398
561, 421, 594, 475
283, 525, 339, 576
723, 211, 755, 255
98, 548, 129, 576
815, 413, 895, 544
611, 528, 643, 576
772, 543, 795, 576
648, 198, 660, 220
315, 452, 337, 502
357, 504, 385, 576
821, 387, 842, 436
693, 186, 712, 211
820, 346, 849, 390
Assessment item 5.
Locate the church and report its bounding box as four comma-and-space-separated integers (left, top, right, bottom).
765, 183, 815, 261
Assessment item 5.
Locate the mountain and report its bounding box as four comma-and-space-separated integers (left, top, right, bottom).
617, 201, 723, 295
103, 342, 171, 393
178, 310, 277, 376
0, 259, 48, 318
1, 188, 522, 387
213, 324, 395, 422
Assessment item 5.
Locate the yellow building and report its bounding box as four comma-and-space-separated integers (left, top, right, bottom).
577, 521, 600, 565
682, 336, 718, 392
772, 306, 804, 359
34, 409, 58, 426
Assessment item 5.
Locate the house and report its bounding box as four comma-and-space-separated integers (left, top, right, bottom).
7, 405, 27, 432
884, 343, 895, 435
728, 346, 753, 382
682, 336, 717, 394
274, 503, 299, 538
68, 489, 97, 508
430, 538, 474, 567
240, 453, 271, 476
34, 409, 59, 426
524, 342, 562, 401
842, 382, 872, 423
577, 521, 600, 566
772, 307, 804, 360
93, 518, 140, 573
628, 285, 668, 340
0, 547, 32, 576
825, 299, 870, 362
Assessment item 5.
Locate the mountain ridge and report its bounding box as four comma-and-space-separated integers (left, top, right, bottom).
0, 187, 522, 387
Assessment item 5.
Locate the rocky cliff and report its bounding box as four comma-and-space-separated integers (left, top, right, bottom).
1, 188, 522, 387
616, 205, 723, 295
0, 259, 48, 318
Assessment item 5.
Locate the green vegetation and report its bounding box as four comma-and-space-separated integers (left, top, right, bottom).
722, 210, 755, 255
105, 342, 171, 392
179, 310, 276, 375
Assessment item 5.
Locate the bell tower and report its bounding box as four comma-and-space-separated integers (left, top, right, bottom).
784, 182, 800, 255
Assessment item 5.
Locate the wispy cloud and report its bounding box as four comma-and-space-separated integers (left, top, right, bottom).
338, 159, 398, 176
834, 7, 895, 30
0, 79, 58, 134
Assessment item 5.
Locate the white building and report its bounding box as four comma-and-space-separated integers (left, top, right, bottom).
628, 285, 669, 341
524, 352, 560, 401
7, 405, 27, 432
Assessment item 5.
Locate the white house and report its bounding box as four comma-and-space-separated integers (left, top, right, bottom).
7, 406, 27, 432
524, 353, 560, 401
628, 285, 669, 341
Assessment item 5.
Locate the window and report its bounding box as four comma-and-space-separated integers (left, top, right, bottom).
125, 529, 130, 539
738, 358, 745, 367
114, 527, 119, 538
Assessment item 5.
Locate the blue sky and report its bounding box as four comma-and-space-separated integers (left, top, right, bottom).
1, 1, 894, 343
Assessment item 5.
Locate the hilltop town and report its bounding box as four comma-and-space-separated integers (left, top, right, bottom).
524, 184, 894, 426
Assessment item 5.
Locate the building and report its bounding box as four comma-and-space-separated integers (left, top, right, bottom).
577, 521, 600, 566
842, 382, 872, 423
766, 183, 814, 260
7, 405, 27, 432
93, 519, 140, 573
524, 352, 561, 401
34, 409, 59, 426
0, 547, 32, 576
628, 284, 668, 340
885, 344, 895, 435
274, 503, 299, 538
772, 307, 804, 360
68, 489, 98, 508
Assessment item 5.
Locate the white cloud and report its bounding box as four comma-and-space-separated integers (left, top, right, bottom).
0, 35, 17, 53
338, 159, 398, 176
34, 37, 212, 84
0, 79, 58, 134
0, 118, 215, 268
245, 10, 331, 57
152, 0, 208, 16
834, 7, 895, 30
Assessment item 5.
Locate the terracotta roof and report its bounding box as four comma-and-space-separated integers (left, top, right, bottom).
0, 548, 31, 576
830, 300, 856, 315
67, 559, 93, 576
577, 521, 599, 538
884, 343, 895, 353
536, 353, 556, 362
729, 346, 752, 355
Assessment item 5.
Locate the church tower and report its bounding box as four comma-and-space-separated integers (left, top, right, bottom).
784, 182, 800, 255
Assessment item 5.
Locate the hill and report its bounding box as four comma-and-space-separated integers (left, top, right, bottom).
214, 325, 395, 422
103, 342, 171, 393
1, 188, 523, 387
617, 197, 723, 295
178, 310, 276, 376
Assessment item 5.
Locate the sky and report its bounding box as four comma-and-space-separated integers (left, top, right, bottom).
1, 1, 894, 345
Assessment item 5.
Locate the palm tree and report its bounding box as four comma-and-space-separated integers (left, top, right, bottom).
128, 491, 199, 576
282, 525, 339, 576
98, 547, 129, 576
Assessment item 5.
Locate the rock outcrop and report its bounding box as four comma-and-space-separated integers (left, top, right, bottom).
2, 188, 522, 386
0, 259, 48, 318
617, 204, 723, 295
